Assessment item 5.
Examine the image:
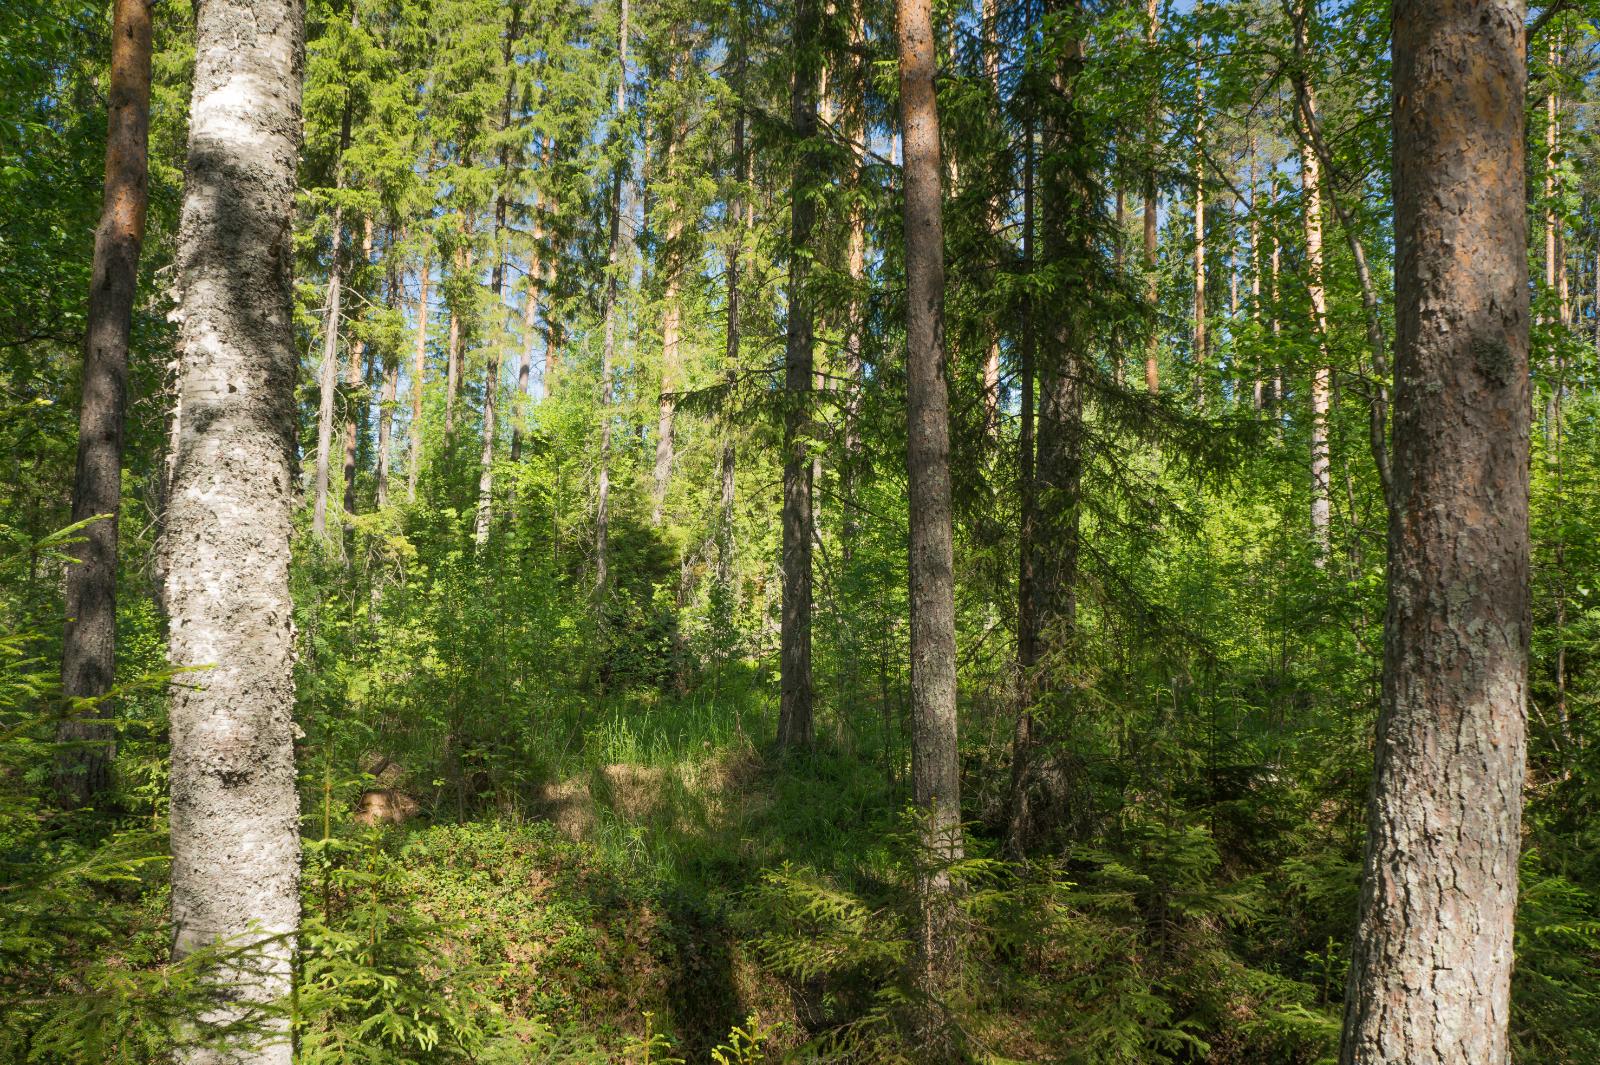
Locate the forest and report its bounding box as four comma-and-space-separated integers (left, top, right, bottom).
2, 0, 1597, 1061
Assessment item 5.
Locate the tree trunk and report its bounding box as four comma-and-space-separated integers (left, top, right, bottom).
342, 216, 373, 520
474, 207, 505, 546
841, 0, 867, 556
1289, 4, 1391, 499
541, 137, 559, 400
898, 0, 963, 1045
1017, 118, 1038, 678
1338, 5, 1529, 1063
1192, 30, 1207, 393
1248, 136, 1264, 409
166, 0, 304, 1058
311, 32, 354, 545
508, 219, 540, 460
1008, 6, 1085, 856
409, 248, 429, 500
54, 0, 153, 807
651, 123, 685, 527
376, 253, 399, 509
718, 41, 746, 591
1297, 44, 1332, 560
1142, 0, 1160, 395
596, 0, 629, 600
445, 237, 470, 437
511, 182, 541, 463
312, 205, 346, 541
777, 0, 820, 751
980, 0, 1002, 430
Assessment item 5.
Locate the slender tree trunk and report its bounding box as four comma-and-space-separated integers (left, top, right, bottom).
312, 173, 349, 539
718, 36, 746, 590
475, 209, 507, 546
1338, 5, 1529, 1063
376, 253, 399, 509
1270, 176, 1283, 406
312, 24, 355, 545
342, 216, 373, 520
541, 137, 560, 399
1018, 119, 1038, 678
445, 237, 470, 437
898, 0, 962, 1043
1248, 136, 1264, 410
1008, 7, 1085, 855
1142, 0, 1160, 395
651, 123, 685, 526
166, 0, 304, 1058
596, 0, 629, 599
409, 248, 429, 500
980, 0, 1002, 429
1192, 30, 1207, 393
510, 209, 540, 463
777, 0, 820, 751
54, 0, 153, 807
1290, 1, 1391, 498
1297, 40, 1332, 560
1545, 37, 1562, 323
841, 0, 867, 556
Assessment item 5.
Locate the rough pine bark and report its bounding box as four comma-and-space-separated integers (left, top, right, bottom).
54, 0, 153, 807
165, 0, 304, 1059
898, 0, 963, 1045
1338, 4, 1530, 1063
777, 0, 820, 751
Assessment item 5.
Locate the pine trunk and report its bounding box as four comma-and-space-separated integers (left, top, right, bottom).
898, 0, 963, 1044
1338, 5, 1529, 1062
54, 0, 153, 806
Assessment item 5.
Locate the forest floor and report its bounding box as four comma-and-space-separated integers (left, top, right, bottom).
340, 693, 912, 1061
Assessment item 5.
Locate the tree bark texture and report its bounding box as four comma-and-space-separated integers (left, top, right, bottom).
898, 0, 963, 1044
1339, 4, 1530, 1063
54, 0, 154, 807
777, 0, 820, 751
166, 0, 305, 1059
